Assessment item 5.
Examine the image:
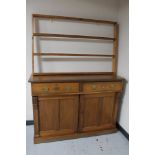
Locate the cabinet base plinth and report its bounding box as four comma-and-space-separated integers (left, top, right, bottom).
34, 128, 117, 144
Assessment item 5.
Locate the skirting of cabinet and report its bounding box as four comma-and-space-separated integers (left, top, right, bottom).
34, 128, 117, 144
26, 120, 129, 141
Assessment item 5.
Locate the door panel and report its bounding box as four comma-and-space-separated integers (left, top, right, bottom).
83, 97, 99, 127
39, 98, 59, 131
38, 95, 78, 136
59, 98, 77, 130
79, 93, 115, 132
101, 96, 115, 124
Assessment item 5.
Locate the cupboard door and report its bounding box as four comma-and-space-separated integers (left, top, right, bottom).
79, 93, 115, 132
38, 95, 78, 136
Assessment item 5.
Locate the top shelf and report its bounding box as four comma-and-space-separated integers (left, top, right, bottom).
32, 14, 117, 25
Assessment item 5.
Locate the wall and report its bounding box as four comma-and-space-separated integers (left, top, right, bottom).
117, 0, 129, 133
26, 0, 128, 133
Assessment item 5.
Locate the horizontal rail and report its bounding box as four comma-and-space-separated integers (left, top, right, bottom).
33, 33, 115, 41
34, 91, 119, 96
33, 52, 114, 57
32, 14, 117, 25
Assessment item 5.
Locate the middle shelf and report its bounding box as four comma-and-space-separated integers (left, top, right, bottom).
33, 33, 115, 41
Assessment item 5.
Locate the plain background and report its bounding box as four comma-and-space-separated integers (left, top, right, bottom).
0, 0, 155, 155
26, 0, 129, 133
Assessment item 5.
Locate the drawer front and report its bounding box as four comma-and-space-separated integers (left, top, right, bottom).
32, 83, 79, 95
83, 82, 123, 92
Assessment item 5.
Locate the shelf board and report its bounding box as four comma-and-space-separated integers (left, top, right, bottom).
33, 33, 115, 41
32, 14, 117, 25
33, 52, 114, 57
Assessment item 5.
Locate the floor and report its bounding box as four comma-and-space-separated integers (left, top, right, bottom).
26, 126, 129, 155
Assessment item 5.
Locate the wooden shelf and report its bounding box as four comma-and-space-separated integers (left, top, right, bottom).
34, 52, 114, 57
33, 33, 115, 41
33, 14, 117, 25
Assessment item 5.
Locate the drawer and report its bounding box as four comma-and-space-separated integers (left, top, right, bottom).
32, 83, 79, 95
83, 82, 123, 92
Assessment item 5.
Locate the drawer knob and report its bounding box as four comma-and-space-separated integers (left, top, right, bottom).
92, 84, 97, 90
42, 87, 49, 92
110, 84, 115, 88
53, 86, 60, 91
65, 86, 72, 91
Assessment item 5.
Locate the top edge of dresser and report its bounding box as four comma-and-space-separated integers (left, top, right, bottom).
28, 73, 124, 83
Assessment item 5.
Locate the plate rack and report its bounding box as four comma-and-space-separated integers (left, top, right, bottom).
32, 14, 118, 76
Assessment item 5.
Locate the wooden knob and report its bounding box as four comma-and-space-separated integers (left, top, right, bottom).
42, 87, 49, 92
65, 86, 72, 91
110, 84, 115, 88
92, 84, 97, 90
53, 86, 60, 91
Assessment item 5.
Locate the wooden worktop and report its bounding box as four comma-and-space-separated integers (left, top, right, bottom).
29, 73, 124, 83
